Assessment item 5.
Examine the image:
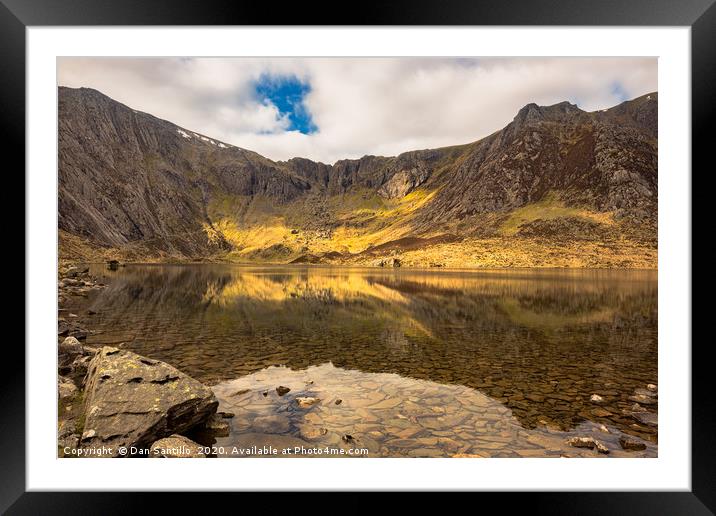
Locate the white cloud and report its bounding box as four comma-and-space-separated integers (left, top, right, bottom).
57, 57, 657, 164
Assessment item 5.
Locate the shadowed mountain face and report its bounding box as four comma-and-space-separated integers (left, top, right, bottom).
58, 87, 311, 258
58, 87, 657, 263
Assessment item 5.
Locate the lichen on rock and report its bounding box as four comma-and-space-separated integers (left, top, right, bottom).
80, 346, 218, 456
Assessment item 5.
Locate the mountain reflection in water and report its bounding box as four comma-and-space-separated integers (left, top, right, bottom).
69, 265, 657, 445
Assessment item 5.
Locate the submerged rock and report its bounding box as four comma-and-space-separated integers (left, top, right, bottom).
58, 321, 88, 340
252, 415, 290, 434
201, 414, 230, 437
567, 436, 609, 454
631, 411, 658, 427
276, 386, 291, 396
628, 393, 657, 405
619, 435, 647, 451
81, 346, 218, 456
299, 424, 328, 441
295, 396, 320, 408
150, 435, 206, 458
630, 403, 647, 413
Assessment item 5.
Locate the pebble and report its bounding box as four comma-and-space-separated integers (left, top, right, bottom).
591, 408, 613, 418
619, 435, 647, 451
150, 435, 206, 458
300, 425, 328, 440
630, 403, 647, 413
628, 394, 657, 405
276, 386, 291, 396
631, 411, 658, 427
295, 396, 320, 408
567, 436, 609, 454
204, 414, 230, 436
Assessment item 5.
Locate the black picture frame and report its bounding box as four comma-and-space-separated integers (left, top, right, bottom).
5, 0, 709, 511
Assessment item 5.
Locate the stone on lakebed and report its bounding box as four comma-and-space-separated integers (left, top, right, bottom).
567, 436, 609, 454
295, 396, 321, 408
150, 434, 206, 458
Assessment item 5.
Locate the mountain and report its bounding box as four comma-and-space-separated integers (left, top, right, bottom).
58, 87, 657, 267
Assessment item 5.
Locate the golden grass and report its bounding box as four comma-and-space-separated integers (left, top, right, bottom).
206, 188, 441, 259
354, 237, 657, 269
499, 193, 614, 236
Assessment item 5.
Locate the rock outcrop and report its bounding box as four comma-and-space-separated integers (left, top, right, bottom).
378, 166, 430, 199
80, 346, 218, 456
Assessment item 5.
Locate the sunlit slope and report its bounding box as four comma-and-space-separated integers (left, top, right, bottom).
206, 187, 444, 261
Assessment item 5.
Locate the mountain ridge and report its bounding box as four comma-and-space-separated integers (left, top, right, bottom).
58, 86, 658, 267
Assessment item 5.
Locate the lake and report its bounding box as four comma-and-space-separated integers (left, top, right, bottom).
64, 265, 658, 457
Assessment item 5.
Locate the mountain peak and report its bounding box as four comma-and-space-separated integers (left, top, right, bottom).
514, 100, 583, 125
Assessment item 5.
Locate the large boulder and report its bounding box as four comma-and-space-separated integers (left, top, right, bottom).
81, 347, 218, 456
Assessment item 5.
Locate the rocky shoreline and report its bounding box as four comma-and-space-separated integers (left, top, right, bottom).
58, 263, 226, 458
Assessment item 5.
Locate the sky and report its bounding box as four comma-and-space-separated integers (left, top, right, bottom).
57, 57, 657, 164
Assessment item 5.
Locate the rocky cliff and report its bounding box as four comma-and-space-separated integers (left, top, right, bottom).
58, 87, 657, 266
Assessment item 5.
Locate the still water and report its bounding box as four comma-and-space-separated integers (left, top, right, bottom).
66, 265, 658, 457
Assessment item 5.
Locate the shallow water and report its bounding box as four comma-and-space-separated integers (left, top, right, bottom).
65, 264, 658, 457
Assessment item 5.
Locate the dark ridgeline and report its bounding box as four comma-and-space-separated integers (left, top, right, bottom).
58, 86, 657, 259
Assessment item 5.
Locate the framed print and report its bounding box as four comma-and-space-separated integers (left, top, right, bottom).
5, 0, 711, 511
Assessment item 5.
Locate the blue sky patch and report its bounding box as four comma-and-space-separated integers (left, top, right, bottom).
254, 74, 317, 134
610, 82, 629, 103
